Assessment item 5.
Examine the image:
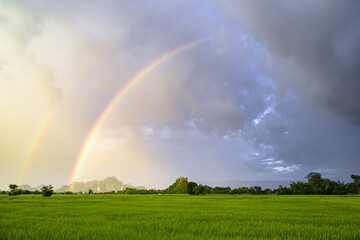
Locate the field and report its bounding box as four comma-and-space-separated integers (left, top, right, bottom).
0, 194, 359, 239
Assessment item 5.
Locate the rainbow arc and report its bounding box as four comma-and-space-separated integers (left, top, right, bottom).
68, 38, 208, 191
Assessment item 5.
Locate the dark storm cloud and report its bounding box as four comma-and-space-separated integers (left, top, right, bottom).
221, 0, 360, 123
45, 1, 358, 180
246, 93, 360, 179
3, 0, 359, 189
50, 0, 275, 137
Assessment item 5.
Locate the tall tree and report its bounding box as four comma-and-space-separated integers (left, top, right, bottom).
306, 172, 323, 193
187, 182, 197, 195
8, 184, 21, 195
41, 185, 54, 197
350, 174, 360, 194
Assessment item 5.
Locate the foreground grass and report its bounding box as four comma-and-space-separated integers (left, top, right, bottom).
0, 194, 359, 239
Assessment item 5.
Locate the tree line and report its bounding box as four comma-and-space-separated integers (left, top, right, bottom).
119, 173, 360, 195
2, 173, 359, 196
3, 184, 53, 197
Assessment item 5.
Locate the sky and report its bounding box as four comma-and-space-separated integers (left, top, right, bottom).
1, 0, 359, 190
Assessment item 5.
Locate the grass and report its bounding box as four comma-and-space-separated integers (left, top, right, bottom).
0, 194, 359, 239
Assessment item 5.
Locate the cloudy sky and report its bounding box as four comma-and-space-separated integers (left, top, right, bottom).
1, 0, 359, 189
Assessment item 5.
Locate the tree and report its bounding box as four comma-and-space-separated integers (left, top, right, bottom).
21, 189, 32, 194
276, 185, 292, 195
187, 182, 198, 195
41, 185, 54, 197
236, 186, 249, 194
213, 187, 231, 194
350, 174, 360, 194
321, 179, 337, 194
306, 172, 323, 194
194, 185, 210, 195
263, 188, 273, 194
88, 189, 93, 194
9, 184, 21, 195
9, 184, 18, 191
253, 186, 262, 194
333, 181, 348, 195
306, 172, 322, 185
351, 175, 360, 183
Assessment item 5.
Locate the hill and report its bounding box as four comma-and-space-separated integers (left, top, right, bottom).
19, 184, 45, 191
55, 176, 136, 193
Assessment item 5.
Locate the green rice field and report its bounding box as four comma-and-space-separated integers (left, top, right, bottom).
0, 194, 359, 239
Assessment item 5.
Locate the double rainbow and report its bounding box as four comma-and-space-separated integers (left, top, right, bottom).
68, 38, 206, 190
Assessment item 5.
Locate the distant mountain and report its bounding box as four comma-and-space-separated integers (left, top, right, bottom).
55, 176, 135, 193
19, 184, 44, 191
201, 180, 297, 190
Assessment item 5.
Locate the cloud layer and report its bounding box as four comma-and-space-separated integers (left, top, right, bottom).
221, 0, 360, 123
0, 1, 359, 189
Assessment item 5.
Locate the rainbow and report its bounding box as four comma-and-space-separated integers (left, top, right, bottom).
68, 38, 207, 190
17, 38, 122, 185
18, 106, 57, 184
